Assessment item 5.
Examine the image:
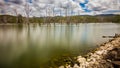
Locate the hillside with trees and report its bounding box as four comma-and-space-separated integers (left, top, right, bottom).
0, 14, 120, 24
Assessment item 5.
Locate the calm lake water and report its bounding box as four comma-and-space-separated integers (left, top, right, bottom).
0, 23, 120, 68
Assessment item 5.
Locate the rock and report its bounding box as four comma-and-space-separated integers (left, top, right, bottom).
66, 65, 72, 68
77, 56, 86, 63
95, 51, 103, 55
59, 66, 64, 68
73, 64, 79, 68
106, 59, 112, 62
87, 58, 91, 62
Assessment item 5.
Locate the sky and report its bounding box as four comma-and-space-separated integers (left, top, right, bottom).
0, 0, 120, 17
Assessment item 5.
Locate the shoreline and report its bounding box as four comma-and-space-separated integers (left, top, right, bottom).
0, 22, 116, 25
60, 34, 120, 68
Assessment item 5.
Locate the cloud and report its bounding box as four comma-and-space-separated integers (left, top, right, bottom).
0, 0, 120, 16
87, 0, 120, 11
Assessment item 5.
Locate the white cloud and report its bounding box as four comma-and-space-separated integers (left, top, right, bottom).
88, 0, 120, 11
0, 0, 120, 16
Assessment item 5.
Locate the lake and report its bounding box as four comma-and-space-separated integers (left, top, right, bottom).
0, 23, 120, 68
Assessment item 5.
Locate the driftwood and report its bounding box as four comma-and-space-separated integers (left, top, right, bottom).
112, 61, 120, 65
103, 34, 120, 38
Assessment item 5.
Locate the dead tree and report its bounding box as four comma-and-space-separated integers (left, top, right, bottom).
12, 8, 19, 23
24, 3, 32, 24
65, 8, 70, 24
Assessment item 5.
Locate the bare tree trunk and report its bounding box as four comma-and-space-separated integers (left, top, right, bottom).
26, 14, 30, 24
46, 8, 47, 23
13, 9, 18, 23
53, 7, 55, 24
66, 8, 70, 24
60, 9, 62, 24
48, 8, 51, 24
24, 3, 32, 24
65, 8, 68, 23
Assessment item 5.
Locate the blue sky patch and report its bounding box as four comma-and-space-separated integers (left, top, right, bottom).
79, 0, 91, 12
29, 0, 32, 3
4, 0, 9, 2
73, 0, 91, 12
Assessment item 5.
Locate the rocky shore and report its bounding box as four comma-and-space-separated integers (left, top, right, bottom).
60, 34, 120, 68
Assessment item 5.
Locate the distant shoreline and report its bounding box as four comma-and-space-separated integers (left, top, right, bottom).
0, 15, 120, 23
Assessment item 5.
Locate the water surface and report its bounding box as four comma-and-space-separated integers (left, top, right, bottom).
0, 23, 120, 68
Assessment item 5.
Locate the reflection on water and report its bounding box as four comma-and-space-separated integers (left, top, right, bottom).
0, 23, 120, 68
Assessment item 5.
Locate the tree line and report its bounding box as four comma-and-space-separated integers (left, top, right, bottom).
0, 14, 120, 24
